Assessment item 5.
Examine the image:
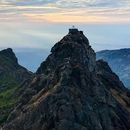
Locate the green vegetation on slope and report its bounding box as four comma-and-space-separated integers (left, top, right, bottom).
0, 48, 32, 126
0, 77, 19, 125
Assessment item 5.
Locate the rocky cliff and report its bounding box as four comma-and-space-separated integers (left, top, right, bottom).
0, 48, 31, 82
2, 29, 130, 130
96, 49, 130, 89
0, 48, 32, 125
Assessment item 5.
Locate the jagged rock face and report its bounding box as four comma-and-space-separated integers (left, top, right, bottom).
0, 48, 31, 83
96, 60, 127, 92
0, 48, 18, 64
2, 30, 130, 130
0, 48, 32, 126
96, 49, 130, 89
96, 60, 130, 113
37, 30, 96, 74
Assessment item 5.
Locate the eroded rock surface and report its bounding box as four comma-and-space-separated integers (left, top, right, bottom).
0, 48, 32, 125
2, 29, 130, 130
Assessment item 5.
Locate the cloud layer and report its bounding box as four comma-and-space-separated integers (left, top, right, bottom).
0, 0, 130, 23
0, 0, 130, 51
1, 0, 130, 7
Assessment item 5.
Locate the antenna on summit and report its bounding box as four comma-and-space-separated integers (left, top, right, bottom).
69, 25, 79, 34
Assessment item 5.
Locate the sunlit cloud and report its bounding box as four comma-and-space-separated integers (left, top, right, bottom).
22, 12, 111, 23
0, 0, 130, 51
0, 0, 130, 23
22, 7, 130, 23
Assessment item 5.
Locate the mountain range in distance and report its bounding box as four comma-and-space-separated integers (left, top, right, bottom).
97, 48, 130, 89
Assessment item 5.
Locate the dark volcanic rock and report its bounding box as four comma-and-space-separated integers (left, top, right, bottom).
0, 48, 32, 126
96, 59, 126, 92
0, 48, 32, 82
96, 60, 130, 111
2, 29, 130, 130
0, 48, 18, 64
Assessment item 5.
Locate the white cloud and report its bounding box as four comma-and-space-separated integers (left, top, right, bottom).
1, 0, 130, 7
0, 0, 130, 21
0, 0, 130, 50
0, 0, 58, 5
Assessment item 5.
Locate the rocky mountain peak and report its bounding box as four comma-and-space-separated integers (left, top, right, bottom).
0, 48, 32, 82
2, 29, 130, 130
97, 48, 130, 89
37, 29, 96, 74
0, 48, 32, 126
0, 48, 18, 64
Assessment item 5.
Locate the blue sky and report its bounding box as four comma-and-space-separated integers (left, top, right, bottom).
0, 0, 130, 52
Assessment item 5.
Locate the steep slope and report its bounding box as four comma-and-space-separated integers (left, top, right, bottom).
0, 48, 32, 125
96, 60, 130, 112
2, 29, 130, 130
96, 49, 130, 89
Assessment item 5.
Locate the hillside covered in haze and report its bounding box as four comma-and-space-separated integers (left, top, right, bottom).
97, 48, 130, 89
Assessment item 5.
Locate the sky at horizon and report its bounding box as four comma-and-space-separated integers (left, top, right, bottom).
0, 0, 130, 52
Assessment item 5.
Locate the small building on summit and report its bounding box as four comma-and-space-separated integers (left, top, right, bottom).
69, 26, 83, 35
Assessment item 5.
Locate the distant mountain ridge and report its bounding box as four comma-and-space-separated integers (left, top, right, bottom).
96, 48, 130, 89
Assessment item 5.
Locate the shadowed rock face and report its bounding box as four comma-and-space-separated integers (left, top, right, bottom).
2, 30, 130, 130
0, 48, 32, 126
0, 48, 32, 83
96, 60, 130, 113
96, 49, 130, 89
